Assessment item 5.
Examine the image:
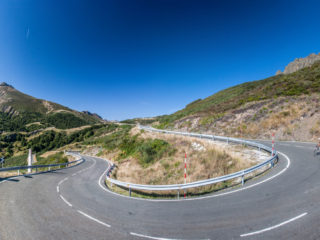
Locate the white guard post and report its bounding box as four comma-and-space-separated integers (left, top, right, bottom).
27, 149, 33, 173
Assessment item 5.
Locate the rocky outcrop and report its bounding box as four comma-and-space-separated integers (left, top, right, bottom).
82, 111, 103, 120
277, 53, 320, 75
0, 82, 14, 88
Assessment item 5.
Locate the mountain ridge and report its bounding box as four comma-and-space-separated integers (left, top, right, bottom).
0, 82, 104, 132
151, 57, 320, 141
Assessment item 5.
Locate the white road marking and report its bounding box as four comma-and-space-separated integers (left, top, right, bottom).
77, 210, 111, 228
58, 177, 68, 186
59, 194, 72, 207
97, 152, 291, 202
56, 159, 96, 191
56, 185, 59, 193
293, 145, 315, 150
130, 232, 209, 240
240, 212, 308, 237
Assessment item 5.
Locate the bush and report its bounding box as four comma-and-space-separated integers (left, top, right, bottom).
3, 154, 28, 167
37, 152, 68, 165
137, 139, 175, 166
45, 113, 88, 129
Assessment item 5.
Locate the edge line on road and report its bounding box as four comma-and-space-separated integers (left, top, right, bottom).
77, 210, 111, 228
59, 194, 72, 207
240, 212, 308, 237
130, 232, 210, 240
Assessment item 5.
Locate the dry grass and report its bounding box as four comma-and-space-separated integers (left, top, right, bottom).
0, 172, 17, 178
106, 127, 268, 187
174, 94, 320, 142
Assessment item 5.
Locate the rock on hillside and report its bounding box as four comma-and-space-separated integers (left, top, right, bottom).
276, 53, 320, 75
82, 111, 104, 121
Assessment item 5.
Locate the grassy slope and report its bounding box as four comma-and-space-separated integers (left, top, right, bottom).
109, 127, 257, 186
156, 61, 320, 127
0, 86, 101, 131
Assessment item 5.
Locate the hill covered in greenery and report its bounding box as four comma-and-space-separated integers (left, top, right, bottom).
154, 61, 320, 130
0, 82, 104, 132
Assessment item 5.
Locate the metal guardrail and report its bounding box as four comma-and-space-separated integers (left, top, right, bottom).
106, 126, 278, 195
0, 152, 83, 176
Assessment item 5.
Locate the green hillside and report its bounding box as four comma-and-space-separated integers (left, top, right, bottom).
156, 61, 320, 128
0, 83, 103, 132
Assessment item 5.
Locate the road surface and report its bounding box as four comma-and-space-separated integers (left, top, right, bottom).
1, 141, 320, 239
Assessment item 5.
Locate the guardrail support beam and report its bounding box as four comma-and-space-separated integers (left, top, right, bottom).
241, 174, 245, 186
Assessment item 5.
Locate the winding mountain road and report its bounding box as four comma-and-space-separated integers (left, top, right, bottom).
1, 141, 320, 240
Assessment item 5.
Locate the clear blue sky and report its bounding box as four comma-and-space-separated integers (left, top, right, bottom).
1, 0, 320, 120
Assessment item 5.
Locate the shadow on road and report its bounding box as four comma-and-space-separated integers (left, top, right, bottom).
0, 178, 20, 182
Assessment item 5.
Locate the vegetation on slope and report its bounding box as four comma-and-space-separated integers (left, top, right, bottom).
85, 125, 176, 167
155, 61, 320, 128
0, 84, 102, 132
2, 152, 67, 168
106, 127, 265, 198
0, 124, 109, 159
1, 123, 177, 170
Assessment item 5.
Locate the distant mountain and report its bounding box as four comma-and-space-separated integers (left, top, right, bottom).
0, 82, 104, 132
276, 53, 320, 75
82, 111, 104, 121
153, 59, 320, 141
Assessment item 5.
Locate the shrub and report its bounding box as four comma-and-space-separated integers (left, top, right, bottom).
37, 152, 68, 165
137, 139, 175, 166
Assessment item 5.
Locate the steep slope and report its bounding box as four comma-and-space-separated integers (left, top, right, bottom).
154, 59, 320, 141
0, 82, 104, 132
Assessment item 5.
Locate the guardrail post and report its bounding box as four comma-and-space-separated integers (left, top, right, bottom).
271, 159, 274, 168
241, 172, 245, 186
18, 169, 20, 176
129, 187, 132, 197
227, 138, 229, 144
49, 166, 51, 171
177, 190, 180, 199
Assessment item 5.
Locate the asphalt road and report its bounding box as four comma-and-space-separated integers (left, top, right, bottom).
1, 141, 320, 240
